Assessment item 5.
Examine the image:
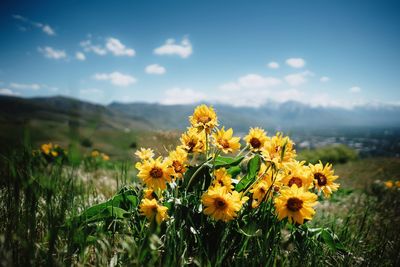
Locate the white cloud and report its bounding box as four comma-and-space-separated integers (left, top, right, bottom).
75, 52, 86, 61
0, 88, 20, 96
38, 46, 66, 59
349, 86, 361, 93
93, 72, 137, 87
286, 58, 306, 68
238, 74, 281, 88
105, 38, 135, 56
320, 76, 330, 82
145, 64, 166, 75
80, 40, 107, 55
80, 37, 135, 57
284, 71, 313, 87
219, 82, 241, 91
12, 14, 56, 36
267, 61, 279, 69
154, 37, 192, 58
161, 88, 206, 105
10, 82, 40, 90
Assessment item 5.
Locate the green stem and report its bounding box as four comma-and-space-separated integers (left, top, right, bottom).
186, 161, 210, 190
237, 144, 249, 157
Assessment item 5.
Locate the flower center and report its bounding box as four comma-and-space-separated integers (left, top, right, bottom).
314, 173, 327, 186
220, 139, 230, 149
249, 137, 261, 148
214, 198, 227, 209
259, 187, 266, 194
199, 116, 211, 124
187, 140, 197, 151
150, 167, 163, 179
288, 177, 303, 188
286, 197, 303, 212
172, 160, 183, 173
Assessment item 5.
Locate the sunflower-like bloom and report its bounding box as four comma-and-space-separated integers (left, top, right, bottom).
139, 198, 169, 224
189, 104, 218, 133
179, 127, 206, 153
143, 188, 157, 200
261, 132, 296, 168
395, 181, 400, 188
384, 180, 394, 189
41, 143, 53, 155
244, 127, 269, 152
91, 150, 100, 157
309, 162, 339, 197
135, 148, 155, 161
101, 153, 110, 161
281, 161, 313, 190
250, 163, 282, 208
212, 127, 241, 154
211, 168, 234, 192
202, 186, 245, 222
274, 185, 318, 224
137, 157, 173, 190
167, 147, 188, 179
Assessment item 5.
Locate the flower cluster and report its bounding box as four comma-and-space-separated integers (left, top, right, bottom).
37, 142, 67, 162
384, 180, 400, 189
135, 104, 340, 225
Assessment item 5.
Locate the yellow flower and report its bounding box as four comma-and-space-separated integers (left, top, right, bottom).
91, 150, 100, 157
211, 168, 234, 192
189, 104, 218, 133
41, 143, 53, 155
143, 188, 157, 200
212, 127, 241, 154
385, 180, 394, 189
250, 163, 282, 208
261, 133, 296, 168
395, 181, 400, 188
101, 153, 110, 161
136, 157, 173, 190
244, 127, 269, 152
281, 161, 313, 190
309, 162, 340, 197
274, 185, 318, 224
179, 127, 206, 153
167, 148, 188, 179
135, 148, 154, 161
139, 198, 169, 224
51, 151, 58, 157
202, 186, 244, 222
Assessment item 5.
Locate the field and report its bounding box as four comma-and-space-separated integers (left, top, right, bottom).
1, 142, 399, 266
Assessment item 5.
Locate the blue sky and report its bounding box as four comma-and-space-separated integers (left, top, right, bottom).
0, 0, 399, 107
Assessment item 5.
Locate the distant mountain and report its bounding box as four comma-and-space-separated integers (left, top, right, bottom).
108, 101, 400, 133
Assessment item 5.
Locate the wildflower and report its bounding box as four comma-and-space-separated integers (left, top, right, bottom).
244, 127, 268, 152
91, 150, 100, 157
137, 157, 173, 190
274, 184, 318, 224
41, 143, 53, 155
396, 181, 400, 188
212, 127, 241, 154
135, 148, 154, 161
167, 147, 188, 179
281, 161, 313, 190
101, 153, 110, 161
139, 198, 169, 224
179, 127, 206, 153
143, 188, 157, 200
384, 180, 394, 189
261, 133, 296, 168
309, 162, 339, 197
189, 104, 218, 133
251, 163, 282, 208
202, 186, 244, 222
211, 168, 234, 192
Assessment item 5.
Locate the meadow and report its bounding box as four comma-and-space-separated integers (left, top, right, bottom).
1, 104, 399, 267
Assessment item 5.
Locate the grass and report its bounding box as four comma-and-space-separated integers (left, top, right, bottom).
0, 145, 399, 266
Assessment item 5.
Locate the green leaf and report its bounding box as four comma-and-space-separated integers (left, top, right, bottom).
227, 165, 242, 178
235, 155, 261, 192
214, 156, 244, 168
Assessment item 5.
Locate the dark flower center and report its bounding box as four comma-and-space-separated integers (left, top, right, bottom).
214, 198, 227, 209
286, 197, 303, 212
172, 160, 183, 173
199, 116, 211, 124
259, 187, 266, 194
314, 173, 327, 186
220, 139, 230, 149
288, 177, 303, 188
249, 137, 261, 148
150, 167, 163, 179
